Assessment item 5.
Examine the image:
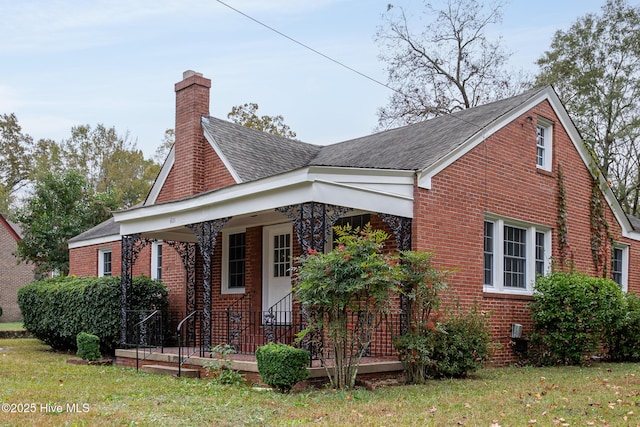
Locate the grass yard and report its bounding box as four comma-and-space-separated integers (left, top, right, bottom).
1, 339, 640, 426
0, 322, 25, 331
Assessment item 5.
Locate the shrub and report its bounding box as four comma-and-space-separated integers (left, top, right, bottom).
18, 275, 168, 353
256, 342, 309, 393
529, 272, 625, 365
606, 292, 640, 362
76, 332, 101, 361
394, 305, 491, 382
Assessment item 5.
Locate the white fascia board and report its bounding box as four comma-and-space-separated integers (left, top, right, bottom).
115, 166, 414, 236
145, 146, 175, 206
68, 234, 121, 249
202, 119, 242, 183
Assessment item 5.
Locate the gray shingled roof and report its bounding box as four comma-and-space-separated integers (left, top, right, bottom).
203, 86, 548, 179
627, 214, 640, 232
68, 217, 119, 243
202, 118, 321, 182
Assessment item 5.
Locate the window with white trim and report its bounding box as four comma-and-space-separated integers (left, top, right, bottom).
151, 241, 163, 281
483, 217, 551, 294
98, 249, 112, 277
536, 118, 553, 171
611, 243, 629, 291
221, 228, 246, 294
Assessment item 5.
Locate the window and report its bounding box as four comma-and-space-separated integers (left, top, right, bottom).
221, 229, 246, 294
483, 221, 494, 286
151, 241, 163, 280
273, 233, 290, 278
484, 217, 551, 294
611, 244, 629, 291
98, 249, 112, 277
536, 118, 553, 171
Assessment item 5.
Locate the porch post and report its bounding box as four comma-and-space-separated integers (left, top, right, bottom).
187, 218, 230, 350
378, 213, 412, 251
378, 213, 412, 335
120, 234, 151, 345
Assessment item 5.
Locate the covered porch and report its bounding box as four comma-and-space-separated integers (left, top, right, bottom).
114, 166, 414, 370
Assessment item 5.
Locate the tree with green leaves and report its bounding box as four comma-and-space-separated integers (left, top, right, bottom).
227, 103, 297, 139
375, 0, 527, 129
0, 113, 33, 214
15, 169, 117, 276
535, 0, 640, 215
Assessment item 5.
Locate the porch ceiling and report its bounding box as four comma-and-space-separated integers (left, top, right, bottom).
114, 166, 415, 238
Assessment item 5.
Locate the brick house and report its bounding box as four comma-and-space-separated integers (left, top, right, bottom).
68, 70, 640, 365
0, 214, 36, 322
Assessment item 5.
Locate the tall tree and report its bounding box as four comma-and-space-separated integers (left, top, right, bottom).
0, 113, 33, 213
15, 169, 117, 276
375, 0, 525, 129
60, 124, 159, 208
535, 0, 640, 215
227, 103, 297, 139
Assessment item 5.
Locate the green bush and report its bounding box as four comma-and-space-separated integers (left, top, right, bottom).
255, 342, 310, 393
606, 292, 640, 362
18, 275, 168, 353
529, 272, 625, 365
76, 332, 101, 361
395, 305, 491, 382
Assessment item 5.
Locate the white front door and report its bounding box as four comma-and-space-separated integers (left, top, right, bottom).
262, 223, 293, 323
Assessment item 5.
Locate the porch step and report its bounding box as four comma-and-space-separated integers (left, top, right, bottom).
141, 364, 200, 378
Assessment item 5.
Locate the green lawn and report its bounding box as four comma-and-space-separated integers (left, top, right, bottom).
0, 322, 25, 331
1, 339, 639, 426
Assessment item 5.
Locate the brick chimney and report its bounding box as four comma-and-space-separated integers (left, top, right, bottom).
174, 70, 211, 198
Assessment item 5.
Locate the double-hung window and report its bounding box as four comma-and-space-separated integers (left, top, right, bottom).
484, 216, 551, 294
611, 243, 629, 291
98, 249, 112, 277
536, 118, 553, 172
221, 228, 246, 294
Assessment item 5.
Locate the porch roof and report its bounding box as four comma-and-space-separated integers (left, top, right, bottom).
114, 166, 414, 242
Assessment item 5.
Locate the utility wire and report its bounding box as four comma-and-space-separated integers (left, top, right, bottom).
215, 0, 483, 131
215, 0, 395, 94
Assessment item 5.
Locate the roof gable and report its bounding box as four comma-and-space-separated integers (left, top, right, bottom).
0, 214, 21, 241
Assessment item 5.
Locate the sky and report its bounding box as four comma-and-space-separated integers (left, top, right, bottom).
0, 0, 611, 159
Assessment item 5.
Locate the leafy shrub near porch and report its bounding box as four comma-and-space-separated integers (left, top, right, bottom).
76, 332, 101, 361
18, 275, 168, 353
394, 251, 490, 382
256, 342, 310, 393
529, 272, 625, 365
294, 225, 399, 390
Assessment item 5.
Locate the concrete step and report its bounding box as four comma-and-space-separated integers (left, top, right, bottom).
141, 364, 200, 378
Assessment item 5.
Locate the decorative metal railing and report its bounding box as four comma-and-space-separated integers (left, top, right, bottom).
126, 310, 164, 371
177, 310, 203, 377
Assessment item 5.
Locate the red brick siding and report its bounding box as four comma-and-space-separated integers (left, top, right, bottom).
412, 100, 636, 364
0, 224, 35, 321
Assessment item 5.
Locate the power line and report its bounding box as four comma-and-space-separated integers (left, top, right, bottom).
214, 0, 483, 131
214, 0, 394, 93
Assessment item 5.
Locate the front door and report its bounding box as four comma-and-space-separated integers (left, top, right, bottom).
262, 223, 293, 323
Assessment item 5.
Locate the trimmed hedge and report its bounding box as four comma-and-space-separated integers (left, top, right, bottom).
18, 275, 168, 353
256, 343, 309, 393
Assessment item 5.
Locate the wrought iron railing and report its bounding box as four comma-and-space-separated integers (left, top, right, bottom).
127, 310, 164, 371
177, 310, 203, 377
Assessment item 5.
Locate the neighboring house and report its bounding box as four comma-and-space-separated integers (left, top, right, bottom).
0, 214, 36, 322
68, 70, 640, 365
